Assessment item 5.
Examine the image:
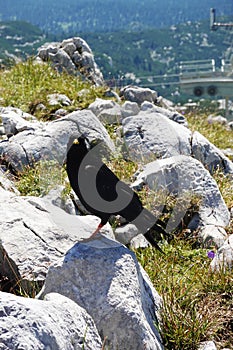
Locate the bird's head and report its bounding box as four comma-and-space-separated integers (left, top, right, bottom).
68, 134, 90, 150
64, 134, 90, 165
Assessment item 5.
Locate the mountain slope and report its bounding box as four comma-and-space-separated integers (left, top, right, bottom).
0, 21, 46, 64
0, 0, 232, 34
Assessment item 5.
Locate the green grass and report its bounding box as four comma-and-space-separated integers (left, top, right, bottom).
15, 160, 67, 197
136, 241, 233, 349
187, 110, 233, 150
0, 59, 107, 120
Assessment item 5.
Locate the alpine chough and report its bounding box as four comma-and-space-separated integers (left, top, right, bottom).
66, 136, 166, 252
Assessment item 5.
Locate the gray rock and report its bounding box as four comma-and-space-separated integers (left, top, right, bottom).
198, 225, 228, 248
132, 155, 230, 233
114, 223, 140, 245
141, 103, 187, 126
122, 111, 192, 162
122, 110, 233, 174
140, 102, 188, 126
88, 98, 122, 124
0, 186, 114, 284
121, 101, 140, 118
130, 233, 150, 249
72, 50, 82, 67
37, 37, 104, 86
37, 42, 59, 61
43, 185, 78, 215
54, 108, 69, 118
210, 234, 233, 271
61, 40, 76, 56
81, 51, 95, 69
0, 109, 115, 172
113, 222, 150, 248
0, 168, 20, 194
0, 107, 41, 136
39, 235, 164, 350
104, 89, 121, 101
207, 115, 228, 125
198, 341, 217, 350
0, 292, 102, 350
73, 37, 92, 54
120, 86, 158, 105
156, 96, 174, 110
192, 131, 233, 174
47, 93, 71, 106
49, 48, 77, 74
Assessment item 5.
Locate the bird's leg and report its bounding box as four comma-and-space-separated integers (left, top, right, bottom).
81, 223, 104, 242
89, 223, 104, 238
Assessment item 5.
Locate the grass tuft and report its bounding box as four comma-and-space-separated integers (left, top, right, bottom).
136, 240, 233, 349
15, 160, 66, 197
0, 59, 107, 120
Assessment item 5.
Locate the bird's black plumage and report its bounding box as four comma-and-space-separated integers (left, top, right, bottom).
66, 136, 166, 252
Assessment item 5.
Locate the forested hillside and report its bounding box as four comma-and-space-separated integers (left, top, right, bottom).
0, 18, 232, 93
81, 20, 232, 81
0, 0, 232, 34
0, 21, 47, 63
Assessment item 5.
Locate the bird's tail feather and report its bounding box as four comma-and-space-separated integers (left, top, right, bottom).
144, 230, 165, 254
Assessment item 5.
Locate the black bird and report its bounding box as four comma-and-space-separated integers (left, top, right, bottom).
66, 135, 166, 252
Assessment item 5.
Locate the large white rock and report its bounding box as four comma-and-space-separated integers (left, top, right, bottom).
88, 98, 122, 124
140, 102, 188, 125
120, 86, 158, 105
0, 109, 114, 172
0, 292, 102, 350
0, 187, 114, 285
0, 107, 41, 136
39, 235, 164, 350
37, 37, 104, 86
132, 155, 230, 233
122, 111, 192, 162
121, 101, 140, 118
192, 131, 233, 174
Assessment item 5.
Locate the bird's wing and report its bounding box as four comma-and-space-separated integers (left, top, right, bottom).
95, 163, 125, 202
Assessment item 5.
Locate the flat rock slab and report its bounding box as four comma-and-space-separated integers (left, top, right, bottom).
39, 235, 164, 350
0, 109, 114, 172
0, 187, 113, 284
0, 292, 102, 350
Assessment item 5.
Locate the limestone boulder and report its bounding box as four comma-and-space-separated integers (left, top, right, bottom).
140, 102, 188, 126
0, 186, 114, 286
121, 101, 140, 118
122, 111, 192, 162
0, 109, 114, 172
0, 107, 41, 136
0, 292, 102, 350
47, 93, 71, 106
132, 155, 230, 233
192, 131, 233, 174
39, 236, 164, 350
122, 110, 233, 175
120, 86, 158, 105
37, 37, 104, 86
88, 98, 122, 124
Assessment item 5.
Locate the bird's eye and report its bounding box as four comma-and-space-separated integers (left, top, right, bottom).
73, 139, 79, 145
